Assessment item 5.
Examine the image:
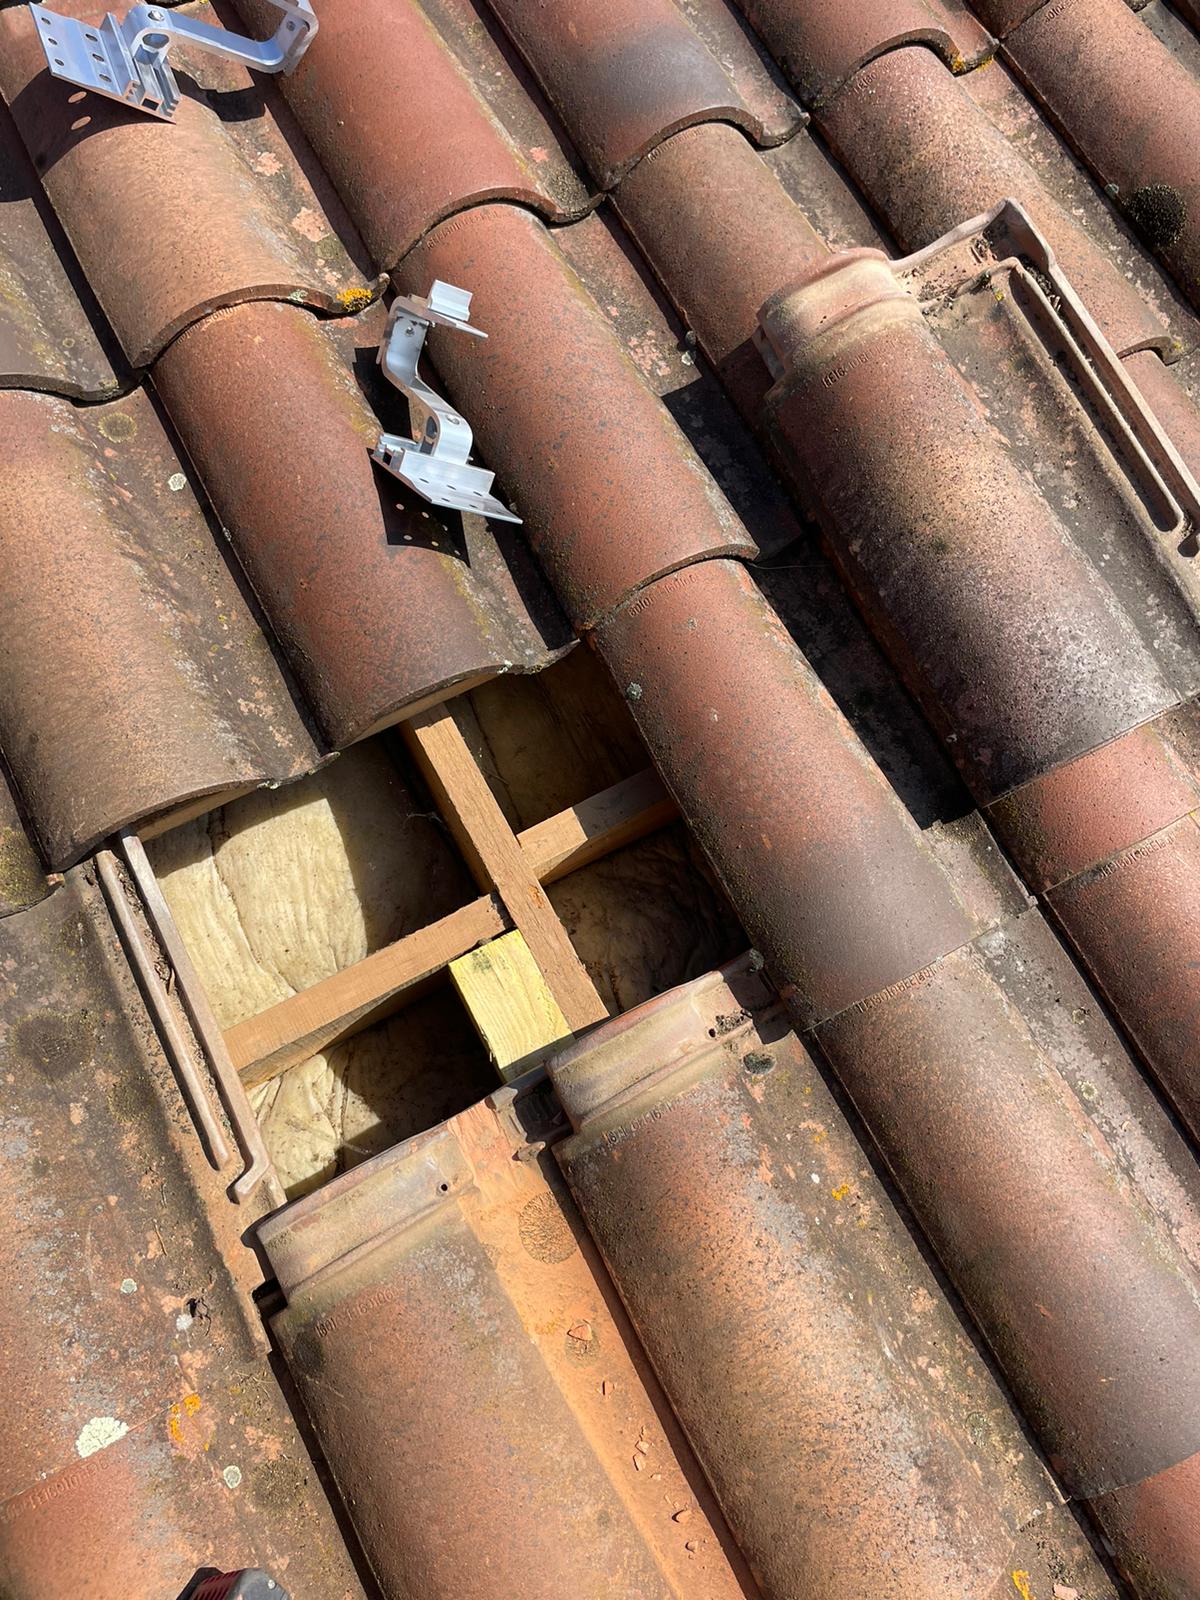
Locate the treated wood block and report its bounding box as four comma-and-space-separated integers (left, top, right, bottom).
450, 930, 572, 1081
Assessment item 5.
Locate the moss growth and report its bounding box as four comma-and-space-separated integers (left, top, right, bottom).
1126, 183, 1187, 250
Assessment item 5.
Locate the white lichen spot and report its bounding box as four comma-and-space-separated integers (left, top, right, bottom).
175, 1310, 194, 1332
120, 1278, 137, 1295
167, 472, 187, 492
222, 1464, 243, 1490
76, 1416, 129, 1458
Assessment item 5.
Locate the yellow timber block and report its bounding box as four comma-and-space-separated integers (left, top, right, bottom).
450, 928, 574, 1082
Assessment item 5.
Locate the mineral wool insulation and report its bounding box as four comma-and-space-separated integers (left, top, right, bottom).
147, 680, 741, 1194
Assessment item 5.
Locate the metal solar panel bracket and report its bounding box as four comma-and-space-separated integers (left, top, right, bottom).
372, 280, 523, 525
28, 0, 317, 121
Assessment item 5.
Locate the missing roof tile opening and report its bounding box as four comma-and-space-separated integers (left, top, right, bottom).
140, 648, 746, 1195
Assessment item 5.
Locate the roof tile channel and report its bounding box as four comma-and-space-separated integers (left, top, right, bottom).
0, 386, 320, 870
757, 231, 1200, 1150
0, 99, 121, 397
548, 960, 1114, 1600
0, 870, 366, 1600
994, 0, 1200, 312
152, 298, 571, 749
0, 0, 380, 367
592, 560, 1200, 1597
259, 1091, 760, 1599
730, 0, 994, 107
231, 0, 591, 273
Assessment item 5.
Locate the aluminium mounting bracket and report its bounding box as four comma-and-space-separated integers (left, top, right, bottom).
28, 0, 316, 121
371, 280, 522, 525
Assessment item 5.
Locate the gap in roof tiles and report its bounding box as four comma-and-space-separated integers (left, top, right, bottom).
143, 649, 747, 1194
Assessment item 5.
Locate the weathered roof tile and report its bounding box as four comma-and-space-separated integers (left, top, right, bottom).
0, 99, 120, 397
482, 0, 802, 187
0, 870, 366, 1600
395, 205, 759, 626
733, 0, 993, 107
233, 0, 590, 271
0, 387, 319, 869
152, 297, 570, 747
0, 0, 379, 365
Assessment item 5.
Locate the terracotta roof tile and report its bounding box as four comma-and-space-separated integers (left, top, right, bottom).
616, 123, 827, 412
732, 0, 993, 107
588, 557, 1200, 1582
152, 297, 569, 748
481, 0, 802, 187
595, 560, 981, 1022
0, 772, 50, 920
814, 46, 1176, 357
550, 959, 1115, 1599
760, 246, 1192, 799
1000, 0, 1200, 310
394, 205, 758, 626
7, 0, 1200, 1591
0, 386, 319, 870
0, 99, 120, 397
260, 1089, 757, 1597
0, 0, 379, 365
0, 870, 366, 1599
232, 0, 589, 272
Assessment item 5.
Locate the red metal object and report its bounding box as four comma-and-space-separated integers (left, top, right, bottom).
152, 298, 568, 749
1003, 0, 1200, 314
0, 0, 377, 365
592, 559, 980, 1024
550, 958, 1114, 1600
0, 100, 119, 398
482, 0, 802, 188
232, 0, 589, 272
733, 0, 992, 106
261, 1092, 759, 1599
0, 388, 317, 870
615, 123, 827, 416
394, 205, 757, 627
813, 46, 1171, 358
0, 872, 365, 1600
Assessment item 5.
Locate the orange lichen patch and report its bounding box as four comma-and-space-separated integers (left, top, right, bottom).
831, 1183, 852, 1201
166, 1392, 211, 1458
335, 286, 374, 313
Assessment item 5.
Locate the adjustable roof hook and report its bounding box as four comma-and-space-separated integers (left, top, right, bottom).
371, 280, 522, 525
28, 0, 316, 121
